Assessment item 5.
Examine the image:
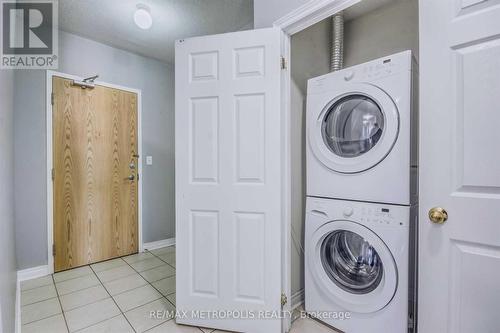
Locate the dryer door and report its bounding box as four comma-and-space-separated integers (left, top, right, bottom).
309, 83, 399, 173
309, 220, 398, 313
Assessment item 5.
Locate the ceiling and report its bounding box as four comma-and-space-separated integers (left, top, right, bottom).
59, 0, 254, 64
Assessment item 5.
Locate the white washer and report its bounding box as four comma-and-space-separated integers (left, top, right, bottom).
306, 50, 418, 205
305, 197, 417, 333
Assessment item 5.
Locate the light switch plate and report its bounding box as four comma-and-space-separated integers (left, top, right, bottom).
146, 156, 153, 165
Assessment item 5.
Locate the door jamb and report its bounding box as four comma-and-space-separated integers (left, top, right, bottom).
272, 1, 361, 331
46, 70, 144, 274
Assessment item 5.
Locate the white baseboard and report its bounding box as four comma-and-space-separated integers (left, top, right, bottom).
291, 289, 304, 310
16, 265, 50, 332
143, 237, 175, 251
17, 265, 50, 282
15, 278, 20, 333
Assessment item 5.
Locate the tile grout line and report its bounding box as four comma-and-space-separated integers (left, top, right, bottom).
56, 256, 173, 313
137, 250, 176, 308
144, 249, 177, 306
123, 251, 175, 303
20, 282, 54, 292
54, 257, 128, 285
56, 288, 109, 313
122, 250, 177, 325
21, 312, 63, 326
102, 277, 149, 298
147, 248, 214, 333
88, 264, 138, 333
147, 249, 176, 270
138, 261, 175, 276
56, 283, 102, 298
20, 295, 58, 307
51, 274, 71, 333
21, 248, 176, 331
71, 314, 124, 333
52, 267, 95, 284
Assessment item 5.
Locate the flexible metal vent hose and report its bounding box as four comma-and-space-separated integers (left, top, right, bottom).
331, 12, 344, 72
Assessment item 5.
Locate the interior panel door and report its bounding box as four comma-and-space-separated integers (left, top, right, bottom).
175, 28, 283, 332
419, 1, 500, 332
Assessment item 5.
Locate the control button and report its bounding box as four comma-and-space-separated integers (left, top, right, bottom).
344, 71, 355, 81
343, 207, 354, 217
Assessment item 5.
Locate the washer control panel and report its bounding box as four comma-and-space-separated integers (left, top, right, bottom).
307, 50, 411, 95
341, 60, 397, 83
359, 58, 397, 80
358, 206, 406, 227
307, 197, 410, 228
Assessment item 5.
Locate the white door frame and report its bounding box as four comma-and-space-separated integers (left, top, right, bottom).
46, 70, 144, 274
272, 0, 361, 331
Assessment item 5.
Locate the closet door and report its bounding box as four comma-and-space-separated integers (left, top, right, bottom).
175, 28, 283, 332
419, 1, 500, 332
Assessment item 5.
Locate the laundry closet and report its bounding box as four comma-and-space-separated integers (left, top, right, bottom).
288, 0, 419, 331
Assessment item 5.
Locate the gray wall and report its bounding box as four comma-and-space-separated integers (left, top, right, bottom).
254, 0, 309, 28
14, 31, 175, 269
344, 0, 419, 66
0, 69, 17, 333
288, 0, 418, 297
289, 18, 332, 297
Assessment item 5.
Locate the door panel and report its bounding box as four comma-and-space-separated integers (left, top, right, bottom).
176, 28, 282, 333
190, 97, 219, 183
419, 1, 500, 332
53, 77, 138, 272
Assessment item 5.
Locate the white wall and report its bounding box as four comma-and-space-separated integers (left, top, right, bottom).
254, 0, 309, 28
288, 0, 418, 298
14, 31, 175, 269
0, 69, 17, 333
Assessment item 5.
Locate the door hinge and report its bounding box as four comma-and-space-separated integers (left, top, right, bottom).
51, 168, 55, 181
137, 173, 140, 181
408, 314, 415, 329
51, 92, 54, 105
280, 56, 287, 70
52, 244, 56, 256
281, 292, 288, 307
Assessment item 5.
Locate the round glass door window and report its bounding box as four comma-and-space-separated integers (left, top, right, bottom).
320, 229, 383, 294
322, 95, 384, 158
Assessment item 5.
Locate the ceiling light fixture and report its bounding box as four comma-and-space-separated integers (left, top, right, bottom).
134, 4, 152, 30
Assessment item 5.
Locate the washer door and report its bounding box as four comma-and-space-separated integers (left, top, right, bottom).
309, 83, 399, 173
309, 220, 398, 313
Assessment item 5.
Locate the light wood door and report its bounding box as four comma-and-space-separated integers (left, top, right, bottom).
53, 76, 138, 272
419, 1, 500, 332
175, 28, 283, 332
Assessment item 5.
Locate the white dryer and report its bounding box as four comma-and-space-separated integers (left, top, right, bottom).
305, 197, 417, 333
306, 51, 418, 205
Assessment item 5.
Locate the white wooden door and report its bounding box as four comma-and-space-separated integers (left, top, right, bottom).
419, 1, 500, 332
175, 28, 283, 333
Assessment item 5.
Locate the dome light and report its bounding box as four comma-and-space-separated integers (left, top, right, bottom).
134, 5, 152, 30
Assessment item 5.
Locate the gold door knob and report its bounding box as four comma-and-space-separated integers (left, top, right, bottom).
428, 207, 448, 224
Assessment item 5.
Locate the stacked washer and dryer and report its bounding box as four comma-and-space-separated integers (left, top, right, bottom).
304, 50, 418, 333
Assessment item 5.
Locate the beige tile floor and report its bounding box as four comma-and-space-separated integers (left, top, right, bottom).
20, 246, 337, 333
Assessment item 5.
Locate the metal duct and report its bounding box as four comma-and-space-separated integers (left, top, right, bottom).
330, 12, 344, 72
